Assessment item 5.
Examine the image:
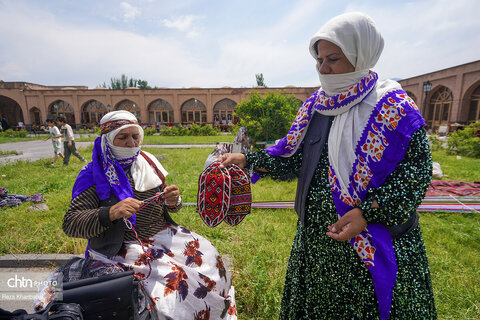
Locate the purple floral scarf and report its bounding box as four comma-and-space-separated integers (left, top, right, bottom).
265, 72, 425, 319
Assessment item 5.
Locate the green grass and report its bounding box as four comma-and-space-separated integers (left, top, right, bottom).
0, 135, 49, 143
431, 149, 480, 182
75, 134, 235, 144
0, 146, 479, 319
0, 150, 20, 156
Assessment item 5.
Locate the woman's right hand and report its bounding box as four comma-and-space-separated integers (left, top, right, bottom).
109, 197, 143, 221
219, 153, 246, 169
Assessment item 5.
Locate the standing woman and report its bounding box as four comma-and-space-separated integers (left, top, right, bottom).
221, 12, 436, 319
63, 110, 236, 319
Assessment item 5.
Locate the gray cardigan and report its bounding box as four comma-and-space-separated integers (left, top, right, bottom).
294, 113, 332, 223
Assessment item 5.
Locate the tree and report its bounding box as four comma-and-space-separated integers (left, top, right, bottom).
103, 74, 153, 89
255, 73, 267, 87
234, 91, 301, 145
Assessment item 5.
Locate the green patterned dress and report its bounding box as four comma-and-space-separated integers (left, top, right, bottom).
245, 127, 437, 319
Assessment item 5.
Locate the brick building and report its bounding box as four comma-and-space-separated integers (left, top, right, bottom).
1, 59, 479, 132
0, 82, 316, 130
398, 60, 480, 133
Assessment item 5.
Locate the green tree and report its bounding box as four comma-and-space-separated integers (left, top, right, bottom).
137, 80, 152, 89
234, 91, 301, 145
255, 73, 267, 87
104, 74, 153, 89
446, 121, 480, 158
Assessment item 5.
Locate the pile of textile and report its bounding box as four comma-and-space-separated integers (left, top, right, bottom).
426, 180, 480, 197
0, 187, 45, 208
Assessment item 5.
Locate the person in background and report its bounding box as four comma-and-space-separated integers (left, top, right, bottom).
221, 12, 436, 320
43, 119, 64, 165
55, 116, 87, 166
1, 115, 9, 131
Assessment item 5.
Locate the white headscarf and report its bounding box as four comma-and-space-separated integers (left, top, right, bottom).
309, 12, 384, 96
100, 110, 168, 192
308, 12, 400, 208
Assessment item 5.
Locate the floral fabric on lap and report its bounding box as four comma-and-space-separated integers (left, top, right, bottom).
90, 223, 237, 320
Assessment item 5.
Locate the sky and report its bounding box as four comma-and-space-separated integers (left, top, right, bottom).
0, 0, 479, 89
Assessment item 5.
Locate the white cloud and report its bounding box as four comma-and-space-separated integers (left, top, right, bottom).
162, 15, 202, 38
0, 0, 478, 89
120, 2, 141, 22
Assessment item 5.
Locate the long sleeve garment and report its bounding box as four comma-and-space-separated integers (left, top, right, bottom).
63, 178, 182, 242
60, 124, 75, 142
245, 127, 436, 320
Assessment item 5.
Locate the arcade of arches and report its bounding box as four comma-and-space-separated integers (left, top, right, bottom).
0, 60, 479, 131
398, 60, 480, 133
0, 84, 316, 130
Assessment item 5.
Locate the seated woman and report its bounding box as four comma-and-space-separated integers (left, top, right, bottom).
62, 110, 236, 319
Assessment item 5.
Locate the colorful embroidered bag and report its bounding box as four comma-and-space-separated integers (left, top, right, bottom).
224, 165, 252, 226
197, 162, 251, 227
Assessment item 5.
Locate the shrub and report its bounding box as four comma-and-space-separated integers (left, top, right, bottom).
144, 128, 156, 136
0, 129, 28, 138
234, 91, 301, 145
428, 134, 443, 151
159, 124, 219, 136
446, 121, 480, 158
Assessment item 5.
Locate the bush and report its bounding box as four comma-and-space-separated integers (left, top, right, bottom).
428, 134, 443, 151
144, 128, 156, 136
234, 91, 301, 145
446, 121, 480, 158
159, 124, 219, 136
0, 129, 28, 138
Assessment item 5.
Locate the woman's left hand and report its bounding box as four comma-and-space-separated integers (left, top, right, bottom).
163, 185, 180, 207
326, 208, 367, 241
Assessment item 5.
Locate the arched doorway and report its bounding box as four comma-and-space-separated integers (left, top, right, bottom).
115, 100, 140, 120
181, 98, 206, 124
29, 107, 41, 125
0, 95, 24, 130
213, 98, 237, 125
81, 100, 107, 128
48, 100, 75, 124
426, 86, 453, 131
148, 99, 173, 125
467, 85, 480, 124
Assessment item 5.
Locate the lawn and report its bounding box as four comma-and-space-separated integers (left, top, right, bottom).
0, 146, 479, 319
75, 133, 235, 145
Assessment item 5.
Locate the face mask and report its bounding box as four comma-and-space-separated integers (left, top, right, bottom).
109, 145, 141, 161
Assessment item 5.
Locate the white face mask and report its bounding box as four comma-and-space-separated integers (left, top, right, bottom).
109, 144, 141, 161
318, 69, 370, 96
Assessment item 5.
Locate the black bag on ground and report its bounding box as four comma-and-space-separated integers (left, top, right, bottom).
60, 270, 148, 320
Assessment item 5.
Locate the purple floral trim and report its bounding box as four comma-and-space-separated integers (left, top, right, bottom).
328, 89, 425, 319
266, 71, 378, 157
315, 71, 378, 112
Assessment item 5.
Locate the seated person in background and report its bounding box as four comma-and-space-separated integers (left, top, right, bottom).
62, 110, 236, 319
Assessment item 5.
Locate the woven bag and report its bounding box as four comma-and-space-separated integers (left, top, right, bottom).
197, 162, 251, 227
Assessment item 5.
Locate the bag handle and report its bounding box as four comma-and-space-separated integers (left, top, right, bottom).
140, 151, 165, 186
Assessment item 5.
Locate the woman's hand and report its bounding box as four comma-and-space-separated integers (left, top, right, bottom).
326, 208, 367, 241
163, 185, 180, 207
109, 197, 143, 221
218, 153, 246, 169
